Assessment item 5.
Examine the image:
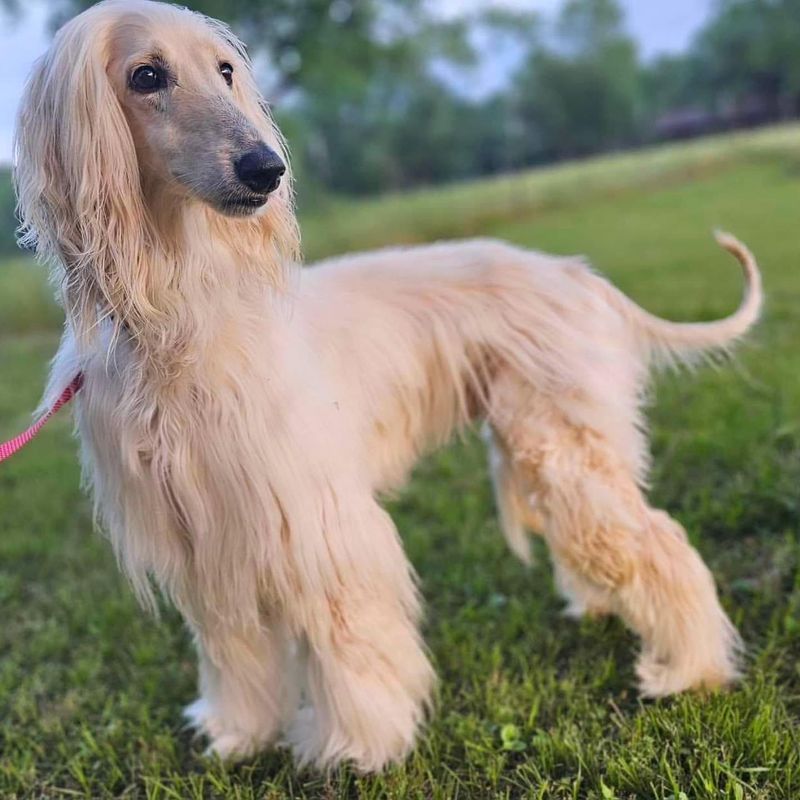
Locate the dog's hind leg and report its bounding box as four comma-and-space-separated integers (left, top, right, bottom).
483, 422, 542, 565
492, 395, 741, 697
185, 619, 298, 760
485, 422, 610, 616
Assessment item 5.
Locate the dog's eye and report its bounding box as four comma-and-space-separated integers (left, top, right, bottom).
130, 65, 166, 94
220, 62, 234, 87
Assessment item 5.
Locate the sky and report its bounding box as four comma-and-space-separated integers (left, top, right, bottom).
0, 0, 714, 164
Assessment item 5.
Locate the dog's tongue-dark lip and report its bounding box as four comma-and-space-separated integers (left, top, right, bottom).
223, 195, 269, 212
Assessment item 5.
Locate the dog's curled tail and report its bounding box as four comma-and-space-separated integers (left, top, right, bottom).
623, 231, 762, 368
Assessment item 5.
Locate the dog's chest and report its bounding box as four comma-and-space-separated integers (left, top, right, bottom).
80, 331, 359, 547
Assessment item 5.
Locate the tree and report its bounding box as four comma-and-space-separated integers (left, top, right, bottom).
691, 0, 800, 117
513, 0, 642, 161
0, 168, 19, 254
640, 53, 707, 133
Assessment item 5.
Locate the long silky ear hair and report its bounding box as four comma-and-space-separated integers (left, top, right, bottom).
14, 3, 159, 346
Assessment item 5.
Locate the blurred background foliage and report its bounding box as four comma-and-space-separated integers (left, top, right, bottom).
1, 0, 800, 234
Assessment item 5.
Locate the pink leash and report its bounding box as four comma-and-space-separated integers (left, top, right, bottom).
0, 373, 84, 463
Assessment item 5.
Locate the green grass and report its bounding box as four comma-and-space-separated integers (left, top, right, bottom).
0, 259, 63, 337
3, 126, 800, 798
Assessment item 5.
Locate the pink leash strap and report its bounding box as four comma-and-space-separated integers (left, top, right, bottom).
0, 373, 84, 463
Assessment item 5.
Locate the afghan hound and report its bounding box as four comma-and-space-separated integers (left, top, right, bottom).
15, 0, 762, 772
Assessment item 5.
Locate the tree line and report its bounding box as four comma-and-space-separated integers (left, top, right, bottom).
2, 0, 799, 254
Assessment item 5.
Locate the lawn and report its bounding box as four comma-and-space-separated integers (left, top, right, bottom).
2, 126, 800, 799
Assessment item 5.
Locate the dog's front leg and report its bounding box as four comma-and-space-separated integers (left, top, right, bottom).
281, 501, 435, 773
185, 618, 299, 760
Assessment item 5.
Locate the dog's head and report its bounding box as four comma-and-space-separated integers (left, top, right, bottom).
15, 0, 299, 339
105, 1, 290, 218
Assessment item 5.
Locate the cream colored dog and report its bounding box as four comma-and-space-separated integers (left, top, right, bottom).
15, 0, 762, 773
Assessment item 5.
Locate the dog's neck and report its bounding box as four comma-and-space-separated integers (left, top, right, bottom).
90, 201, 300, 383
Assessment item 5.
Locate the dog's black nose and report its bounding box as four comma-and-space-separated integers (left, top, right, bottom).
234, 145, 285, 194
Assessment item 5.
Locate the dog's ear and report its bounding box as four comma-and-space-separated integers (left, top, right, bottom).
14, 8, 157, 343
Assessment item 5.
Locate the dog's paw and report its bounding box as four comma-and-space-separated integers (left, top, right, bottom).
282, 702, 418, 773
636, 655, 685, 697
205, 731, 260, 761
281, 706, 320, 767
636, 653, 737, 698
560, 595, 612, 620
560, 599, 588, 619
183, 698, 260, 761
183, 697, 227, 740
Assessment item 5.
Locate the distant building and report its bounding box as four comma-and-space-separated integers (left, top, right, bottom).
654, 93, 786, 141
654, 108, 722, 141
